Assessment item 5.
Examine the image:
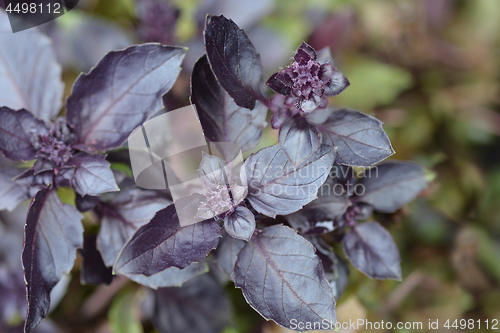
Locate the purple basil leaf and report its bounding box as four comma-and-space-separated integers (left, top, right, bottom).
0, 208, 26, 268
80, 234, 113, 286
214, 232, 246, 281
0, 108, 48, 161
330, 163, 355, 195
342, 221, 402, 280
279, 115, 322, 166
286, 179, 350, 234
269, 95, 300, 129
206, 255, 231, 285
66, 152, 119, 197
294, 41, 317, 63
311, 237, 349, 300
0, 268, 26, 330
97, 186, 202, 290
307, 107, 336, 125
32, 159, 55, 175
329, 255, 349, 300
126, 261, 209, 289
29, 320, 62, 333
13, 169, 53, 197
356, 161, 428, 213
317, 109, 394, 166
191, 55, 267, 153
0, 211, 26, 329
22, 186, 84, 332
0, 19, 64, 122
244, 144, 335, 217
149, 274, 231, 333
0, 168, 29, 211
340, 203, 374, 226
66, 44, 186, 151
204, 15, 266, 110
197, 152, 230, 187
224, 206, 255, 241
314, 48, 350, 98
324, 70, 350, 97
316, 47, 334, 65
113, 197, 221, 276
96, 187, 171, 268
266, 72, 291, 95
233, 225, 337, 330
304, 178, 352, 217
53, 167, 76, 189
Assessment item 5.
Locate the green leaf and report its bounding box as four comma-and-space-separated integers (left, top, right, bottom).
478, 169, 500, 231
108, 288, 144, 333
335, 57, 413, 110
110, 162, 133, 178
475, 227, 500, 283
56, 187, 76, 206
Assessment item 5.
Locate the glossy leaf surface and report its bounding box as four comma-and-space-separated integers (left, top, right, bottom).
224, 206, 255, 241
279, 115, 322, 166
234, 225, 336, 330
67, 153, 119, 197
244, 144, 334, 217
0, 108, 47, 161
204, 15, 265, 110
114, 199, 220, 276
22, 187, 84, 332
357, 161, 428, 213
191, 55, 267, 153
342, 221, 402, 280
0, 18, 64, 122
317, 109, 393, 166
97, 188, 171, 268
66, 44, 186, 151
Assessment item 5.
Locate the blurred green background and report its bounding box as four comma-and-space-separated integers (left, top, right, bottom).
6, 0, 500, 332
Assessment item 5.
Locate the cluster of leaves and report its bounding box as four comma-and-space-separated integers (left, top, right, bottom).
0, 10, 429, 333
113, 14, 429, 331
0, 9, 186, 331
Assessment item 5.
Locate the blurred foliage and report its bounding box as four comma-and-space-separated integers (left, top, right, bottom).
3, 0, 500, 332
334, 57, 414, 110
108, 288, 144, 333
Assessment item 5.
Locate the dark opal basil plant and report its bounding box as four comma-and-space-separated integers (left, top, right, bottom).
0, 11, 429, 333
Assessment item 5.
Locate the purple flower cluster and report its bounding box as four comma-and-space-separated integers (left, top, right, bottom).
267, 41, 350, 113
34, 118, 75, 169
